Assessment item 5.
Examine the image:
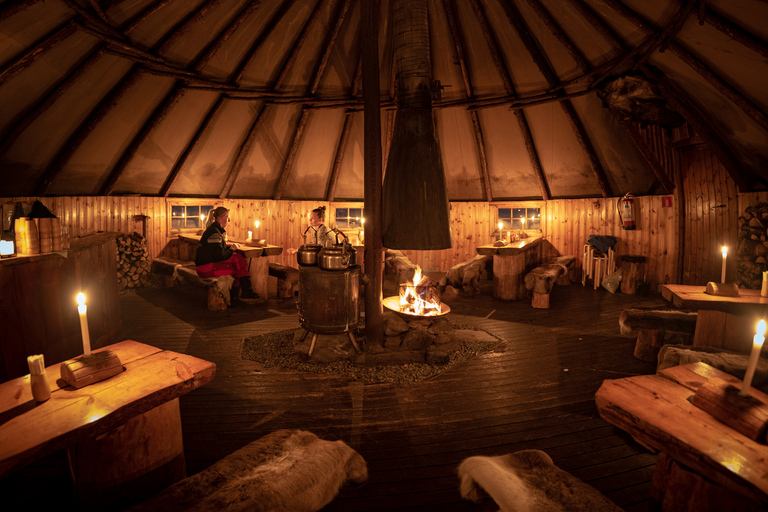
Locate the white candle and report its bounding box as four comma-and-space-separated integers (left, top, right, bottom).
762, 271, 768, 298
721, 246, 727, 283
498, 222, 503, 239
76, 293, 91, 355
247, 230, 252, 241
741, 319, 766, 396
254, 220, 260, 231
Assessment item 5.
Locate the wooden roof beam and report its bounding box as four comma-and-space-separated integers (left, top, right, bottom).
61, 0, 127, 41
470, 0, 550, 200
704, 6, 768, 60
614, 116, 675, 193
160, 96, 226, 197
443, 0, 492, 201
123, 0, 175, 34
326, 56, 362, 201
0, 21, 77, 87
502, 0, 605, 198
525, 0, 591, 73
192, 0, 262, 73
0, 0, 37, 23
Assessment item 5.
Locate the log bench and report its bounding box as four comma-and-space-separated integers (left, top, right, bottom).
152, 256, 234, 310
269, 262, 299, 298
440, 254, 491, 296
523, 255, 576, 308
619, 308, 698, 362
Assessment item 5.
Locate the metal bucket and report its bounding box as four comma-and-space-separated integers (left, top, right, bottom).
298, 265, 360, 334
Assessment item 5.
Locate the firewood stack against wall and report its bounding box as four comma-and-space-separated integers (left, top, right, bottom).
116, 233, 151, 291
736, 203, 768, 290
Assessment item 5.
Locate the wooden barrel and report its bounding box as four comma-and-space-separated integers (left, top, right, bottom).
39, 218, 53, 253
25, 218, 40, 255
51, 217, 63, 250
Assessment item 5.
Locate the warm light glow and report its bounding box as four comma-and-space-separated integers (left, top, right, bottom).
722, 246, 728, 257
361, 218, 365, 226
200, 214, 205, 221
398, 266, 443, 316
498, 222, 503, 231
521, 218, 526, 226
756, 319, 766, 347
76, 293, 86, 307
0, 239, 13, 256
247, 230, 252, 240
254, 220, 260, 228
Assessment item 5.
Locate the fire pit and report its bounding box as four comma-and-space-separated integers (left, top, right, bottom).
383, 266, 450, 318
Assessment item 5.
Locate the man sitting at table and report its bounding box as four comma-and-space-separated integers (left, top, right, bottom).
196, 206, 259, 301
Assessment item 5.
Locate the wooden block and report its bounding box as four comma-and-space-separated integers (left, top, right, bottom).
60, 351, 124, 389
633, 329, 664, 362
531, 292, 549, 309
691, 377, 768, 442
705, 282, 740, 297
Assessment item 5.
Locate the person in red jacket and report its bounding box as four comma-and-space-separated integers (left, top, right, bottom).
195, 206, 258, 300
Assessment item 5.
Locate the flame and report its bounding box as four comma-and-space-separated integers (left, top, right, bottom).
399, 266, 443, 316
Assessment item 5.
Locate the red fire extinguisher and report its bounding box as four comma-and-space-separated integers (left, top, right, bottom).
618, 193, 636, 230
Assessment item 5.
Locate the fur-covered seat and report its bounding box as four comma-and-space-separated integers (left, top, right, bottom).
458, 449, 621, 512
130, 429, 368, 512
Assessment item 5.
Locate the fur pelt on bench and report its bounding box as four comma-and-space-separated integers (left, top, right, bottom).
458, 449, 621, 512
130, 429, 367, 512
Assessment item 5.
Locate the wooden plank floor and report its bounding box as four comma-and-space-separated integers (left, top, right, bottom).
2, 274, 670, 511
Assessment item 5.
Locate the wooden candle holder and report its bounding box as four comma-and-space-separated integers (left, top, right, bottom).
691, 377, 768, 442
60, 351, 124, 389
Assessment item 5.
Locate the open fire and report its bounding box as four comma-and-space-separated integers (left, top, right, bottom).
398, 266, 444, 316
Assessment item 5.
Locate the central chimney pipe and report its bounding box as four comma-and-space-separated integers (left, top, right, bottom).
382, 0, 453, 250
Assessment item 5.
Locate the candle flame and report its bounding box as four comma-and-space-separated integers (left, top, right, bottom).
200, 214, 205, 221
722, 246, 728, 257
498, 222, 503, 231
254, 220, 260, 228
76, 292, 86, 306
757, 319, 766, 337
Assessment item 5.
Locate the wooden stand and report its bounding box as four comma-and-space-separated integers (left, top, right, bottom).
691, 377, 768, 442
620, 255, 646, 294
60, 351, 123, 389
247, 255, 269, 303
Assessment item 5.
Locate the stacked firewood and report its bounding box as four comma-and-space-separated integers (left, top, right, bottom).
736, 202, 768, 289
116, 232, 151, 290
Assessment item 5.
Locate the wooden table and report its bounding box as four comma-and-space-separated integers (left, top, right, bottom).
661, 284, 768, 352
178, 234, 283, 303
596, 362, 768, 511
0, 340, 216, 510
476, 236, 545, 300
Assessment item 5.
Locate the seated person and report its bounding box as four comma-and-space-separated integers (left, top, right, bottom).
195, 206, 258, 300
288, 205, 337, 255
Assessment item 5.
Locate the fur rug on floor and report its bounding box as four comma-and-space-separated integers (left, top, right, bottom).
130, 429, 367, 512
458, 450, 621, 512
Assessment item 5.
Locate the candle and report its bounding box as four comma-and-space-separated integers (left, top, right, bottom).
247, 230, 253, 241
76, 292, 91, 356
741, 319, 766, 396
721, 246, 727, 283
498, 222, 503, 240
762, 271, 768, 298
254, 220, 260, 230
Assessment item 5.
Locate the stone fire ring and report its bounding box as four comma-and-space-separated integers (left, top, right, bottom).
382, 296, 451, 320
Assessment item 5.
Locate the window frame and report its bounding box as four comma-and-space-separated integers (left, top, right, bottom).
491, 201, 546, 236
331, 202, 365, 231
167, 199, 216, 235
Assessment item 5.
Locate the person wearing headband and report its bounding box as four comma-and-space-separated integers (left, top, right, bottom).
195, 206, 259, 301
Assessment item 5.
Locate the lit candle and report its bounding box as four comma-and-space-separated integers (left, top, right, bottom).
498, 222, 503, 240
247, 230, 253, 241
741, 319, 766, 396
76, 292, 91, 355
254, 220, 260, 230
721, 246, 727, 283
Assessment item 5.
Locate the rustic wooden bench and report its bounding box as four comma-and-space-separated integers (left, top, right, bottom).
523, 255, 576, 308
619, 307, 698, 362
440, 254, 491, 296
269, 262, 299, 298
152, 256, 234, 310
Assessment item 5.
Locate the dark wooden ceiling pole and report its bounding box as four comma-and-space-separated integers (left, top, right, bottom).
123, 0, 175, 34
219, 102, 269, 199
442, 0, 492, 202
61, 0, 127, 41
86, 0, 110, 27
74, 21, 164, 63
101, 85, 185, 195
362, 0, 384, 347
160, 96, 227, 197
502, 0, 611, 197
0, 47, 103, 156
525, 0, 590, 73
192, 0, 263, 73
0, 0, 37, 23
644, 66, 752, 191
327, 55, 363, 201
614, 116, 675, 193
470, 0, 550, 200
273, 108, 311, 200
35, 67, 144, 196
0, 21, 76, 86
155, 0, 222, 56
704, 7, 768, 60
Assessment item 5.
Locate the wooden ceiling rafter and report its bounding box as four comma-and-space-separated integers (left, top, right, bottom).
0, 21, 77, 87
326, 56, 362, 202
442, 0, 492, 202
61, 0, 127, 41
470, 0, 550, 200
643, 64, 755, 191
272, 0, 349, 200
192, 0, 262, 74
34, 0, 218, 195
154, 0, 224, 56
501, 0, 610, 197
123, 0, 176, 34
524, 0, 590, 74
160, 95, 226, 196
85, 0, 111, 27
704, 6, 768, 60
0, 0, 37, 23
102, 0, 249, 196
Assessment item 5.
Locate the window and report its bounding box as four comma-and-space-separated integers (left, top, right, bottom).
334, 207, 364, 229
170, 203, 213, 231
498, 207, 541, 230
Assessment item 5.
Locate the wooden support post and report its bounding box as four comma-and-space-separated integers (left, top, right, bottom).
247, 256, 269, 303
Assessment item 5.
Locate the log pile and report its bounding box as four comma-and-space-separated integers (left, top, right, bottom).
736, 202, 768, 289
116, 232, 151, 291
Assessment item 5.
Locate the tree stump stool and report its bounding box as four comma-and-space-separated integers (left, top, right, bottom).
620, 255, 646, 294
